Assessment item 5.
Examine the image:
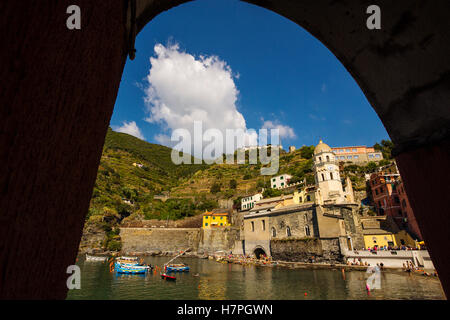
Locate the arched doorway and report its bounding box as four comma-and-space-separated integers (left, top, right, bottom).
254, 247, 267, 259
0, 1, 449, 299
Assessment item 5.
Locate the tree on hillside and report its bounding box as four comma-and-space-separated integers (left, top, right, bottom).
229, 179, 237, 189
263, 188, 282, 198
364, 161, 378, 173
299, 146, 315, 159
373, 140, 394, 159
210, 182, 221, 193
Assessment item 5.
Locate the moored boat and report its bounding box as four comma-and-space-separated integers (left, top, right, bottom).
86, 254, 108, 262
165, 263, 190, 272
161, 273, 176, 281
115, 263, 151, 274
116, 256, 142, 266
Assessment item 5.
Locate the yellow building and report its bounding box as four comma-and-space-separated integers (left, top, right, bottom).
202, 209, 231, 228
297, 186, 316, 204
361, 216, 418, 249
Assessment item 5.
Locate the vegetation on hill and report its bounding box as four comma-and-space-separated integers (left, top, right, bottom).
82, 131, 394, 252
373, 139, 394, 160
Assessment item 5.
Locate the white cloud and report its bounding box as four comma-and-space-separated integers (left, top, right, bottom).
261, 120, 296, 139
143, 43, 258, 157
112, 121, 145, 140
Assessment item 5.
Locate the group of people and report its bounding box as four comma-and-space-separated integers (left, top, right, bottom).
347, 258, 370, 266
403, 260, 417, 272
363, 245, 419, 251
346, 258, 385, 269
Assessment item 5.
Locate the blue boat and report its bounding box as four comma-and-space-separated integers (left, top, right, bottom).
115, 263, 151, 274
165, 264, 190, 272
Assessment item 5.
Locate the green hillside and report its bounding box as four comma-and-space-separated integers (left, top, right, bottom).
83, 128, 393, 252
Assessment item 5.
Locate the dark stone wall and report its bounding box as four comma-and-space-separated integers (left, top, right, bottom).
395, 140, 450, 298
270, 238, 342, 263
0, 1, 127, 298
0, 0, 449, 298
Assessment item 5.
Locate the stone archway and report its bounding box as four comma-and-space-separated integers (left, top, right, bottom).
253, 247, 268, 260
0, 1, 449, 298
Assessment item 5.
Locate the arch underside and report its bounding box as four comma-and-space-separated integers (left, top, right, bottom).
0, 0, 448, 298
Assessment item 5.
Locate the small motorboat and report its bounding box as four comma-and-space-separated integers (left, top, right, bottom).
86, 254, 108, 262
165, 263, 190, 272
161, 273, 176, 281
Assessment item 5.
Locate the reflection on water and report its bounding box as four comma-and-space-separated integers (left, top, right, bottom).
67, 256, 444, 300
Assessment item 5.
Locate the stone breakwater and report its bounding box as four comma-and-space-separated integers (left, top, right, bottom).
119, 227, 241, 256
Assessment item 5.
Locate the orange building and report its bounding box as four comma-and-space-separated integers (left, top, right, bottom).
332, 146, 383, 163
396, 179, 423, 240
369, 171, 404, 228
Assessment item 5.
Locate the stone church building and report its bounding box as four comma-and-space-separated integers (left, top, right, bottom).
240, 140, 364, 263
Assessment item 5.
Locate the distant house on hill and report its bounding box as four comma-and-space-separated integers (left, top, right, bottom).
270, 174, 292, 189
132, 162, 144, 168
241, 193, 263, 211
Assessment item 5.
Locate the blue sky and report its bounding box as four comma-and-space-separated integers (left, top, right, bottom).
111, 0, 389, 151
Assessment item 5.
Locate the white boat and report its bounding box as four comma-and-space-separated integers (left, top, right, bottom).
86, 254, 108, 262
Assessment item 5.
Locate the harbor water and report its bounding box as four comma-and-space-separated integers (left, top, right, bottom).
67, 256, 445, 300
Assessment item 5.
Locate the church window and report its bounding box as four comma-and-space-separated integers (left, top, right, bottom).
286, 226, 291, 237
326, 155, 330, 161
305, 225, 310, 236
272, 227, 276, 237
319, 157, 322, 162
330, 172, 334, 180
307, 195, 311, 201
321, 173, 325, 181
352, 148, 357, 152
251, 222, 255, 232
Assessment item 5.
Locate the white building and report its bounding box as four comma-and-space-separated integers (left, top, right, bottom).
270, 174, 292, 189
241, 193, 263, 211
